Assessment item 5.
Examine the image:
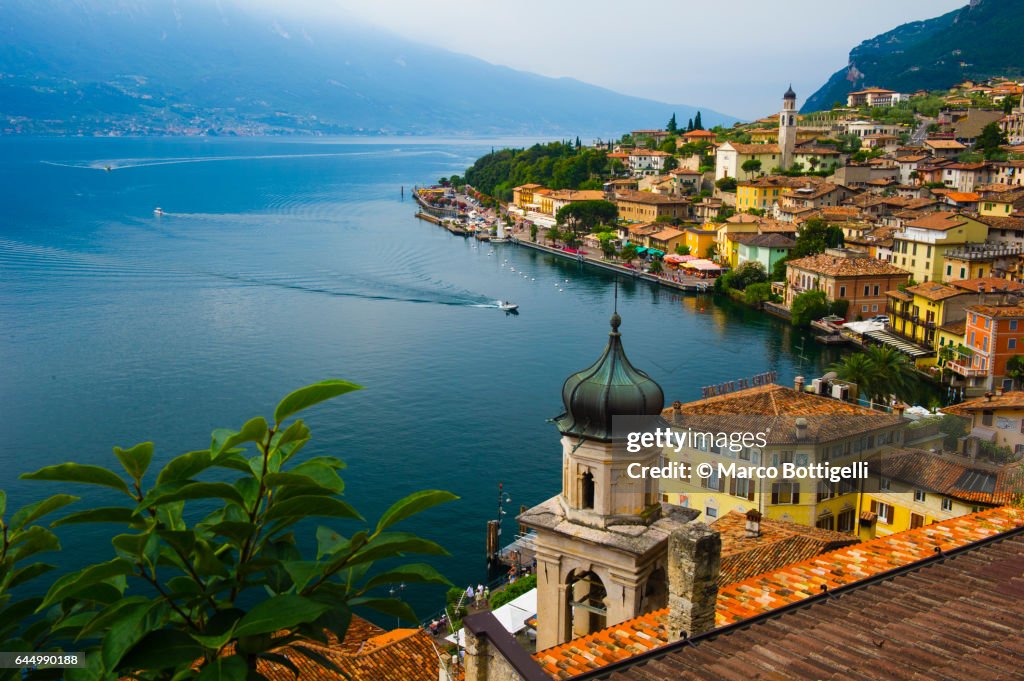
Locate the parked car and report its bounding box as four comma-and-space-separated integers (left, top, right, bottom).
868, 315, 889, 324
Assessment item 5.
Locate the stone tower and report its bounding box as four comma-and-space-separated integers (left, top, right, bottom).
518, 313, 698, 651
779, 84, 797, 171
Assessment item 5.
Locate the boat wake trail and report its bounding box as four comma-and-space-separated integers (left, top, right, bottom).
0, 239, 495, 309
40, 149, 456, 172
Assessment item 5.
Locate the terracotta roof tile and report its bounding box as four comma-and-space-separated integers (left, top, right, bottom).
787, 253, 909, 278
533, 506, 1024, 679
874, 449, 1024, 506
904, 281, 964, 301
904, 211, 970, 231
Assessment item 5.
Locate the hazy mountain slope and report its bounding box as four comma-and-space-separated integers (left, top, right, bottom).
0, 0, 736, 135
803, 0, 1024, 112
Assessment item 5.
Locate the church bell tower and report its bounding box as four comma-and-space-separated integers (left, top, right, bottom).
779, 84, 797, 171
519, 313, 698, 650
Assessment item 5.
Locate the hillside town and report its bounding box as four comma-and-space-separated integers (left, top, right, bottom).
420, 79, 1024, 401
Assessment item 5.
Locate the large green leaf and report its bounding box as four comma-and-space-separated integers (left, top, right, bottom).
281, 561, 322, 593
38, 558, 134, 610
77, 596, 153, 641
156, 450, 213, 485
52, 507, 136, 527
21, 463, 131, 495
113, 442, 154, 482
9, 525, 60, 562
233, 595, 331, 638
101, 600, 167, 671
142, 482, 245, 509
6, 562, 56, 590
0, 490, 6, 517
273, 380, 363, 425
349, 596, 418, 624
119, 629, 204, 672
9, 494, 79, 531
362, 563, 451, 591
265, 496, 362, 522
214, 417, 269, 457
375, 490, 458, 533
347, 532, 448, 568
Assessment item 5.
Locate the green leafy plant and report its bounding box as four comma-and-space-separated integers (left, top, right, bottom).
4, 381, 456, 681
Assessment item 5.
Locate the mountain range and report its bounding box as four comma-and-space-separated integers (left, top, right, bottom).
0, 0, 735, 137
804, 0, 1024, 112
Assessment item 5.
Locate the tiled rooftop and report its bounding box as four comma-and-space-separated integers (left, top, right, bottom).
711, 511, 858, 586
786, 252, 909, 278
605, 515, 1024, 681
532, 506, 1024, 680
952, 276, 1024, 293
875, 449, 1024, 506
905, 281, 964, 301
904, 211, 970, 231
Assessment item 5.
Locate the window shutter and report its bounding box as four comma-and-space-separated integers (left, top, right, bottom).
729, 477, 736, 496
771, 484, 779, 505
748, 483, 756, 502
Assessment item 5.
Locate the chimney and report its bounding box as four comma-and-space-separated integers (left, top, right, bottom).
794, 417, 808, 441
745, 509, 762, 538
996, 387, 1005, 397
986, 391, 994, 402
667, 523, 721, 641
794, 376, 805, 393
894, 402, 906, 416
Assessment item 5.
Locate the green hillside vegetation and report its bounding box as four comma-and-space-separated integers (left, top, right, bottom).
464, 142, 612, 201
804, 0, 1024, 112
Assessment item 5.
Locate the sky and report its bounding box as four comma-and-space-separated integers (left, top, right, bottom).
259, 0, 967, 120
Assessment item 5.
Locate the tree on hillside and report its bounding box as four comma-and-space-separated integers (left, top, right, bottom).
0, 381, 455, 680
667, 113, 678, 133
693, 111, 703, 130
556, 200, 618, 234
686, 118, 694, 132
741, 159, 762, 176
975, 122, 1009, 159
663, 156, 679, 172
792, 217, 844, 258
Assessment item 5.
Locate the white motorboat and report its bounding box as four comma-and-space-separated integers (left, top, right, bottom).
498, 301, 519, 311
153, 207, 165, 216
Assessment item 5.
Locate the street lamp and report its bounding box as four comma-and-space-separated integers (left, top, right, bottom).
388, 583, 407, 628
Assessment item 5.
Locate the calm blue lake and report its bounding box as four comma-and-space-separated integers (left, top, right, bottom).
0, 137, 838, 622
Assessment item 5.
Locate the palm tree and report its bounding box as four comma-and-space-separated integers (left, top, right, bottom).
862, 345, 911, 403
829, 353, 876, 402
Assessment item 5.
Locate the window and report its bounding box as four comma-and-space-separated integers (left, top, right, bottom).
864, 285, 870, 296
582, 471, 595, 509
871, 500, 893, 524
873, 285, 880, 296
946, 265, 952, 276
941, 497, 953, 512
872, 304, 878, 312
817, 481, 834, 502
839, 286, 846, 297
837, 508, 855, 533
816, 513, 835, 531
1011, 339, 1017, 350
701, 470, 724, 492
913, 489, 926, 503
771, 481, 800, 505
862, 305, 869, 313
730, 477, 755, 501
910, 513, 925, 529
704, 506, 718, 519
1012, 320, 1019, 331
982, 410, 994, 426
880, 477, 891, 491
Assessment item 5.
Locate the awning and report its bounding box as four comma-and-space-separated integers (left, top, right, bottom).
634, 247, 648, 254
648, 249, 665, 257
862, 330, 931, 358
447, 588, 538, 647
969, 426, 997, 443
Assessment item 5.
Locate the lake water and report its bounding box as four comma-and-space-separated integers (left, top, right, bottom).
0, 137, 838, 622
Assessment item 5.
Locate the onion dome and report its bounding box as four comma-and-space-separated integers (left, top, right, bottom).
554, 313, 665, 442
784, 84, 796, 100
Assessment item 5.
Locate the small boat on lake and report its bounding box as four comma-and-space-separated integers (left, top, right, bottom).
498, 301, 519, 312
153, 207, 165, 216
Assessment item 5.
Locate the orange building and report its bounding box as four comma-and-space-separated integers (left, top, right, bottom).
950, 304, 1024, 392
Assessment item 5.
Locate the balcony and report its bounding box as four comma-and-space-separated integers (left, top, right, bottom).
947, 360, 987, 378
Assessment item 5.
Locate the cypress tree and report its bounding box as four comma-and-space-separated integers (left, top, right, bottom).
694, 111, 703, 130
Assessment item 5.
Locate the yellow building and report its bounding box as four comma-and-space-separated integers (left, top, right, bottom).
614, 190, 690, 223
735, 177, 795, 212
512, 183, 543, 209
885, 281, 968, 351
860, 448, 1018, 539
659, 384, 906, 533
685, 227, 718, 260
892, 212, 989, 283
978, 188, 1024, 217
